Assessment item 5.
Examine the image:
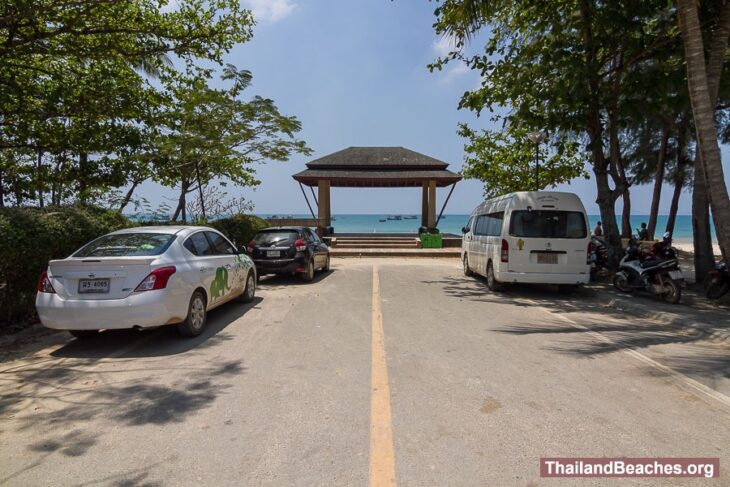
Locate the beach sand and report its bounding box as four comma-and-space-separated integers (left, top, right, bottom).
674, 242, 722, 258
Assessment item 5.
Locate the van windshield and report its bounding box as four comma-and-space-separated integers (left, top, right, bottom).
509, 211, 587, 239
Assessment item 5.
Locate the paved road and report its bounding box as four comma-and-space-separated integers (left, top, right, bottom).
1, 259, 728, 486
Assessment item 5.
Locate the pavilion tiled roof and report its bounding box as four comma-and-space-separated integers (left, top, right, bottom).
293, 147, 461, 187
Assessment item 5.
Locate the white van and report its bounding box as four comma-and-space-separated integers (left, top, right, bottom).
461, 191, 591, 290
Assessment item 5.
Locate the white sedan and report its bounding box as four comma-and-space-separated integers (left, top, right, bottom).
36, 226, 257, 338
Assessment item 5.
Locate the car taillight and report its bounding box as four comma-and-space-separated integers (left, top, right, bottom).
37, 271, 55, 293
295, 239, 307, 252
135, 266, 176, 292
501, 239, 509, 263
587, 242, 594, 264
247, 240, 256, 252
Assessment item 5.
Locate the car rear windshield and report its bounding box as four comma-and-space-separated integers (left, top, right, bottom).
73, 233, 176, 257
509, 210, 587, 239
253, 230, 300, 246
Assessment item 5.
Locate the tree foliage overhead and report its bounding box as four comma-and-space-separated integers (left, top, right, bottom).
0, 0, 311, 216
459, 124, 588, 198
429, 0, 730, 265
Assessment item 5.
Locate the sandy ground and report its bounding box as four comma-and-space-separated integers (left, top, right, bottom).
673, 241, 722, 256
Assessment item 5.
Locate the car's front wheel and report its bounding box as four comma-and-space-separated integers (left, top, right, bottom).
178, 290, 207, 337
238, 271, 256, 303
69, 329, 98, 339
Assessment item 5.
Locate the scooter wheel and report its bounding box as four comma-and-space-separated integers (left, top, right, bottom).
661, 279, 681, 304
613, 273, 633, 293
705, 280, 730, 300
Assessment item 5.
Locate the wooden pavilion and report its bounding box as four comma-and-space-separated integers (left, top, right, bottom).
292, 147, 461, 234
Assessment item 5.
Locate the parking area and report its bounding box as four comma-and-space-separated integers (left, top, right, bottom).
1, 258, 728, 486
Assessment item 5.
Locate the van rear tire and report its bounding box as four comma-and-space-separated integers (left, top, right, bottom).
486, 262, 503, 291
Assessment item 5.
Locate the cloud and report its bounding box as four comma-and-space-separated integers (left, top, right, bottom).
432, 35, 458, 58
432, 35, 470, 81
245, 0, 297, 23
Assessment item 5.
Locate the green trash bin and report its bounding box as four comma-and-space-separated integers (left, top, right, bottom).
420, 233, 443, 249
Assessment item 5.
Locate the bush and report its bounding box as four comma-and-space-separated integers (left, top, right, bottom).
0, 206, 131, 331
209, 214, 269, 248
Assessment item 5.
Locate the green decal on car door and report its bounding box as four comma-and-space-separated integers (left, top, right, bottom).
210, 267, 231, 303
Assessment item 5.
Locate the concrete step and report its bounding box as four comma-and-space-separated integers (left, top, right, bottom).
335, 243, 419, 249
330, 248, 461, 258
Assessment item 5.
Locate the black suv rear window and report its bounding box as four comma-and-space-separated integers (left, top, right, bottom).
74, 233, 175, 257
253, 230, 300, 246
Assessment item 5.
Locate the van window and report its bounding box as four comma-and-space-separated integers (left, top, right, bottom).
474, 213, 504, 237
509, 211, 587, 239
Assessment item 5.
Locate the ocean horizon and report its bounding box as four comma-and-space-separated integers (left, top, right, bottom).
257, 213, 713, 243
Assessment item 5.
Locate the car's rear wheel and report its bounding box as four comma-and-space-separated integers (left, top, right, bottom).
486, 261, 503, 291
323, 255, 331, 272
69, 329, 98, 339
238, 271, 256, 303
301, 258, 315, 282
178, 290, 207, 337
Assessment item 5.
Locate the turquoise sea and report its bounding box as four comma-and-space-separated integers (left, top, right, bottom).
258, 214, 713, 243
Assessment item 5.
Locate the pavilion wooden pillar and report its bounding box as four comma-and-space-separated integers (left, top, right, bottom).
421, 182, 429, 227
318, 180, 331, 228
427, 180, 437, 228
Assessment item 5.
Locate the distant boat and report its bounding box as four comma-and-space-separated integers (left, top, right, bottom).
379, 219, 386, 222
331, 216, 337, 221
270, 214, 280, 219
285, 214, 294, 218
387, 215, 403, 221
404, 215, 418, 220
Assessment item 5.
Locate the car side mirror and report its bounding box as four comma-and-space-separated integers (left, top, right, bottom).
237, 246, 249, 255
462, 226, 470, 234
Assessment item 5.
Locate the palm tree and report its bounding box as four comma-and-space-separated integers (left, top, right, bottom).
677, 0, 730, 262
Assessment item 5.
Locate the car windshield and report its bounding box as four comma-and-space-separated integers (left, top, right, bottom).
253, 230, 299, 246
509, 210, 587, 239
73, 233, 176, 257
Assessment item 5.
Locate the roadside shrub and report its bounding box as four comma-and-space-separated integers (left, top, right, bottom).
209, 214, 269, 248
0, 206, 131, 331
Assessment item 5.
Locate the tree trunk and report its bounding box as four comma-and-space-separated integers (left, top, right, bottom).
678, 0, 730, 262
647, 125, 669, 240
666, 127, 688, 236
692, 160, 716, 278
118, 180, 140, 213
666, 176, 683, 236
36, 149, 43, 208
78, 152, 89, 204
621, 189, 632, 239
171, 180, 190, 222
0, 164, 4, 208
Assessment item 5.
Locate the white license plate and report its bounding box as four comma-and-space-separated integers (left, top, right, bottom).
78, 278, 110, 294
266, 251, 281, 258
536, 253, 559, 264
669, 270, 683, 280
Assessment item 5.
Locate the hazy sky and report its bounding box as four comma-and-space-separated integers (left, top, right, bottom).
141, 0, 730, 215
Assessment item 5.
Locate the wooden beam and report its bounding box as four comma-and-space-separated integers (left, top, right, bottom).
318, 180, 331, 227
427, 180, 436, 228
421, 182, 429, 227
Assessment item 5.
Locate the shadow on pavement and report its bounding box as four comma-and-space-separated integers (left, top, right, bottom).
49, 296, 262, 359
426, 272, 730, 384
257, 268, 334, 290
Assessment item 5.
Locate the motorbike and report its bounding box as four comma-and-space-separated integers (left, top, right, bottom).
704, 261, 730, 300
612, 232, 684, 304
589, 235, 609, 280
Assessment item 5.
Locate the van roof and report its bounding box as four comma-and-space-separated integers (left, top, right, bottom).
471, 191, 585, 215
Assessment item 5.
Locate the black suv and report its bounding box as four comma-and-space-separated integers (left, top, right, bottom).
248, 227, 330, 282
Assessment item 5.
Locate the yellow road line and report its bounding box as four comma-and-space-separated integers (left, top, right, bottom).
370, 265, 397, 487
